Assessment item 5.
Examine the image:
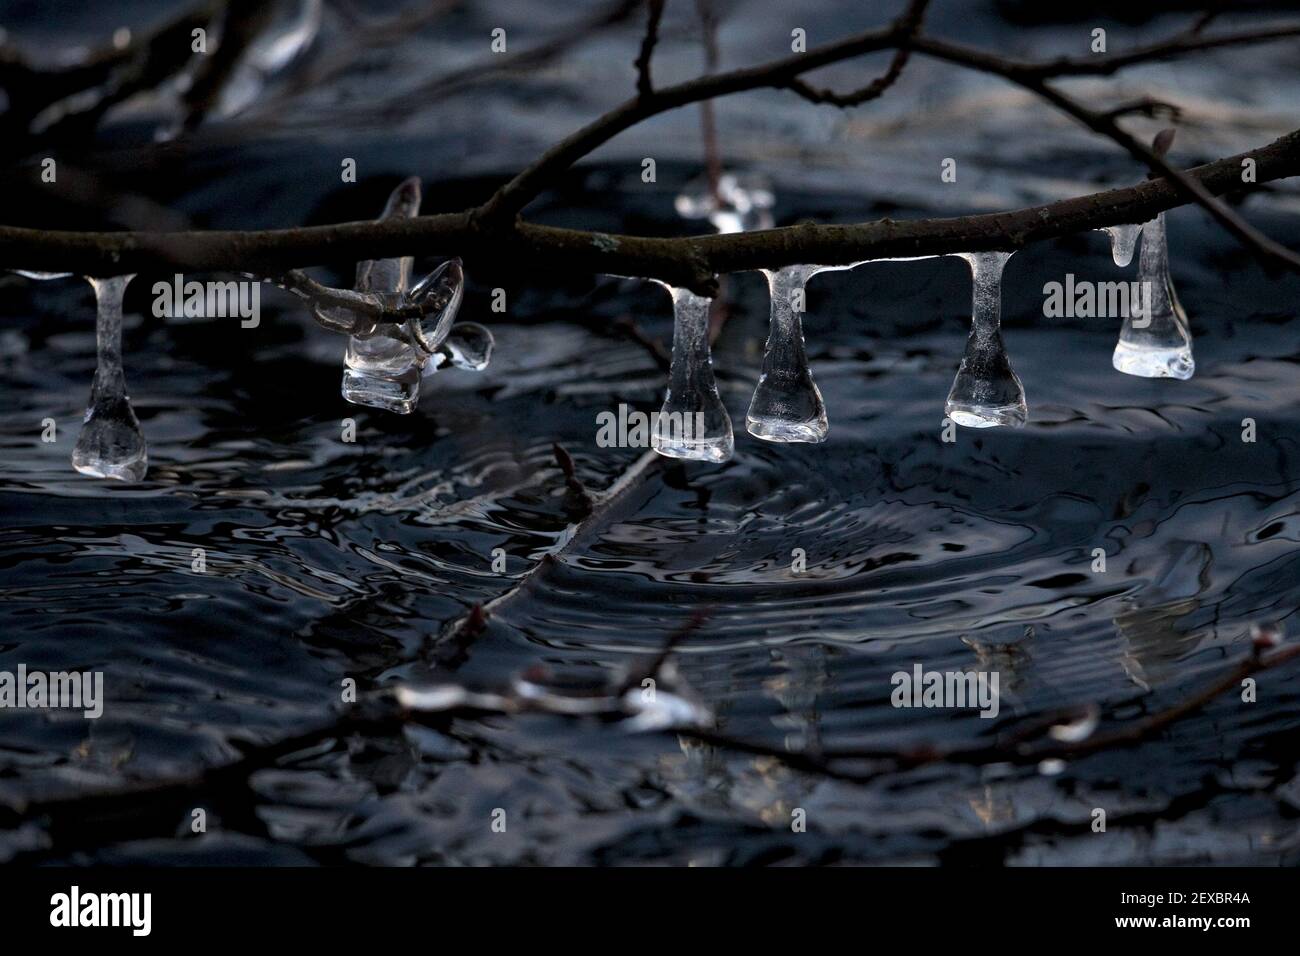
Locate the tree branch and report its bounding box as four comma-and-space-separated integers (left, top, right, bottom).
4, 132, 1296, 298
5, 15, 1299, 299
475, 18, 1300, 223
906, 35, 1300, 274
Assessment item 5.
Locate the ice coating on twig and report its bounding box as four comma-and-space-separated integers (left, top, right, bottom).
1112, 212, 1193, 380
748, 265, 829, 442
338, 178, 460, 414
945, 251, 1027, 428
72, 275, 148, 481
651, 282, 733, 463
404, 258, 465, 359
675, 172, 774, 234
1100, 223, 1142, 268
340, 178, 421, 413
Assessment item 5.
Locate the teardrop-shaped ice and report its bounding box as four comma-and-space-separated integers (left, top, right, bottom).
341, 177, 424, 414
1112, 212, 1193, 379
945, 251, 1027, 428
651, 283, 733, 462
437, 321, 493, 371
1100, 223, 1142, 268
72, 275, 148, 481
747, 265, 828, 442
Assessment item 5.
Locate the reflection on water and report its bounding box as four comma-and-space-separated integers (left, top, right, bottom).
3, 211, 1296, 864
0, 0, 1298, 865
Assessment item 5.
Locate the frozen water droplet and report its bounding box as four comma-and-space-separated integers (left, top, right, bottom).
72, 275, 148, 482
437, 321, 493, 371
1112, 212, 1193, 380
675, 172, 774, 234
945, 251, 1027, 428
651, 283, 733, 463
342, 178, 425, 414
1099, 223, 1141, 268
343, 335, 421, 413
747, 265, 828, 442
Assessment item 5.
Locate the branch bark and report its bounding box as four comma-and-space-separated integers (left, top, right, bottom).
4, 131, 1296, 297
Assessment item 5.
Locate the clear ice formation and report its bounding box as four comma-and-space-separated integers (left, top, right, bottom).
675, 172, 774, 234
403, 258, 467, 360
428, 320, 494, 373
651, 281, 734, 463
748, 265, 830, 443
945, 251, 1027, 428
330, 178, 471, 414
1112, 212, 1194, 380
72, 275, 148, 481
1100, 223, 1142, 268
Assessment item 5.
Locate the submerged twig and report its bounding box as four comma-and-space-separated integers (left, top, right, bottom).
433, 448, 664, 667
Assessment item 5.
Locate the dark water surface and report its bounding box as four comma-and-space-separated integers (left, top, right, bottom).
0, 0, 1298, 864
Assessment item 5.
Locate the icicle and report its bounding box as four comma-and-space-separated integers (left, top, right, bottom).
1099, 223, 1141, 268
1112, 212, 1193, 380
675, 172, 774, 234
748, 265, 828, 442
338, 177, 427, 414
651, 282, 733, 463
945, 251, 1027, 428
72, 275, 147, 481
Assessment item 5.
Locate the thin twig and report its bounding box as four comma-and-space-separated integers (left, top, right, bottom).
785, 0, 930, 107
907, 35, 1300, 274
433, 448, 664, 667
475, 19, 1300, 223
693, 0, 724, 204
635, 0, 666, 98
